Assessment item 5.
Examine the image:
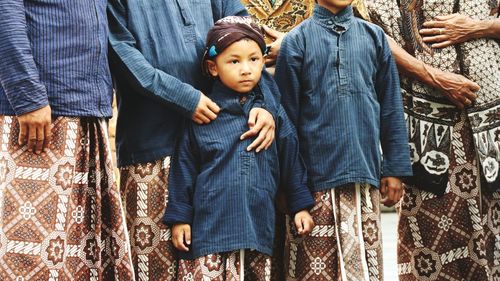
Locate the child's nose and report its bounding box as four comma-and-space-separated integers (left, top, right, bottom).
240, 62, 251, 75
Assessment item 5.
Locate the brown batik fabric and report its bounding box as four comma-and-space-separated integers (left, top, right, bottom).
0, 116, 134, 281
397, 115, 500, 281
178, 250, 272, 281
284, 183, 383, 281
120, 157, 176, 281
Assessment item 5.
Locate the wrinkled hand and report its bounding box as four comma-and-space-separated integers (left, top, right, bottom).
294, 210, 314, 236
428, 67, 480, 108
172, 224, 191, 252
263, 25, 285, 67
420, 14, 478, 48
380, 177, 404, 207
17, 105, 52, 154
240, 108, 275, 152
192, 92, 220, 124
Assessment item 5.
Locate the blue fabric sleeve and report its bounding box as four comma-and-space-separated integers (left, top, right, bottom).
274, 32, 303, 128
0, 0, 49, 115
163, 125, 199, 225
277, 107, 314, 214
376, 34, 413, 178
107, 0, 201, 117
211, 0, 248, 20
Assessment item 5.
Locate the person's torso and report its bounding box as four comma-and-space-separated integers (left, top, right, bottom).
0, 0, 113, 117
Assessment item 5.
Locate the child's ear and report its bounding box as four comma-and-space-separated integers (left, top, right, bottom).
206, 60, 218, 77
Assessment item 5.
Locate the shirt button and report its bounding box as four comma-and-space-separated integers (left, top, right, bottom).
327, 20, 333, 25
240, 96, 247, 105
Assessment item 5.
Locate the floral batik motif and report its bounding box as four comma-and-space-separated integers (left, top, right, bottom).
0, 116, 134, 280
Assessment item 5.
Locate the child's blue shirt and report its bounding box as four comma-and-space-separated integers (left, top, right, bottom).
163, 80, 314, 259
275, 5, 412, 192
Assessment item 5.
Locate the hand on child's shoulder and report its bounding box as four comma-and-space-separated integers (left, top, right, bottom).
172, 224, 191, 252
294, 210, 315, 236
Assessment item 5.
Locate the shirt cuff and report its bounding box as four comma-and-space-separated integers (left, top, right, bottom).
162, 202, 193, 225
287, 187, 315, 215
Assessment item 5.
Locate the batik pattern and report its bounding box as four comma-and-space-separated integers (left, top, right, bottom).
284, 183, 383, 281
397, 115, 500, 280
0, 116, 134, 281
178, 250, 271, 281
120, 158, 176, 281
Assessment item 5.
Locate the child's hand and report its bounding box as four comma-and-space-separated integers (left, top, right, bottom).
172, 224, 191, 252
294, 210, 314, 236
380, 177, 404, 207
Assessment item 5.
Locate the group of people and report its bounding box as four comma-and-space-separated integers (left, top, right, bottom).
0, 0, 498, 281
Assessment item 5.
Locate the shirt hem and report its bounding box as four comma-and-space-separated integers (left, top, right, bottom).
181, 243, 273, 260
311, 177, 380, 192
117, 147, 174, 167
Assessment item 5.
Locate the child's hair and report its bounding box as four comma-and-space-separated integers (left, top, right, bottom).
202, 16, 267, 76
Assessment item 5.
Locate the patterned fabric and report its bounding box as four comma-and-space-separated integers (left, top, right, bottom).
367, 0, 500, 190
0, 116, 134, 280
284, 183, 383, 281
397, 114, 500, 280
119, 158, 176, 281
178, 250, 272, 281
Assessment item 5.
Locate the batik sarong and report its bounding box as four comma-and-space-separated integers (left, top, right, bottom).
284, 183, 383, 281
0, 116, 134, 280
397, 115, 500, 281
178, 250, 272, 281
120, 157, 176, 280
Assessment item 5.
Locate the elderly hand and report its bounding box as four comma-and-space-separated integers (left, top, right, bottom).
263, 25, 285, 67
17, 105, 52, 154
419, 14, 480, 48
240, 108, 275, 153
427, 66, 480, 108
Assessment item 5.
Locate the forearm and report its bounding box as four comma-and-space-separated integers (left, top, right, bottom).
473, 18, 500, 39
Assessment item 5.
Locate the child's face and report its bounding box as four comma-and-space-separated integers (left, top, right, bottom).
207, 39, 265, 94
318, 0, 353, 14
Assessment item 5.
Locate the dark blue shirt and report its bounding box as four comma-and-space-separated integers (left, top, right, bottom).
275, 5, 412, 192
0, 0, 112, 117
107, 0, 248, 166
163, 81, 314, 259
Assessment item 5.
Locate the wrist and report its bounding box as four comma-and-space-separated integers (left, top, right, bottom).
470, 19, 491, 39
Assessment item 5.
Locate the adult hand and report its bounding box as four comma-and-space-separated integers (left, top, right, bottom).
240, 108, 275, 153
294, 210, 315, 236
428, 66, 480, 108
420, 14, 479, 48
192, 92, 220, 124
172, 224, 191, 252
17, 105, 52, 154
380, 177, 403, 207
262, 25, 285, 67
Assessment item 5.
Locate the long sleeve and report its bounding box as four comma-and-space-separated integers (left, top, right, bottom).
163, 126, 199, 225
277, 107, 314, 214
274, 33, 303, 127
0, 1, 49, 115
107, 0, 201, 117
376, 36, 413, 177
211, 0, 248, 20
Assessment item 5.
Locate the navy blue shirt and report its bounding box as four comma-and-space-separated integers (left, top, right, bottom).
163, 81, 314, 259
107, 0, 249, 166
0, 0, 112, 117
275, 5, 412, 191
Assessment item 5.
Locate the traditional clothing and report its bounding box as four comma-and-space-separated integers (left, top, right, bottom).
275, 4, 412, 280
0, 117, 134, 280
367, 0, 500, 279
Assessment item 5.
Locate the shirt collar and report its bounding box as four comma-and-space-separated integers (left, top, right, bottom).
313, 4, 353, 31
210, 80, 253, 115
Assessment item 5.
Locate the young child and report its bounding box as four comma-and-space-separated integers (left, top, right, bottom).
163, 16, 315, 280
275, 0, 413, 280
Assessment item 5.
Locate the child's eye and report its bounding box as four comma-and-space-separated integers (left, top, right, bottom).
231, 60, 239, 64
251, 57, 259, 62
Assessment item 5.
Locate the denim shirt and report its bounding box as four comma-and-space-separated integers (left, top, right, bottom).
107, 0, 249, 166
163, 81, 314, 259
275, 5, 412, 191
0, 0, 112, 117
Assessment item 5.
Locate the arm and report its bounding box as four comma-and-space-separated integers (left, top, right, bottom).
420, 14, 500, 48
163, 126, 199, 250
387, 36, 479, 109
107, 0, 219, 124
0, 1, 51, 154
277, 107, 314, 235
274, 34, 303, 128
376, 37, 413, 206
